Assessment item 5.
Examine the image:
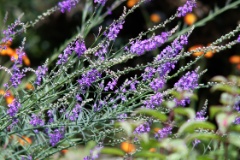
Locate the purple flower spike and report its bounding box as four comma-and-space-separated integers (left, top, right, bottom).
177, 0, 197, 17
150, 78, 165, 91
2, 19, 24, 43
155, 126, 172, 140
237, 35, 240, 43
130, 32, 170, 55
29, 114, 44, 127
35, 65, 48, 85
7, 99, 21, 117
94, 0, 107, 5
78, 69, 101, 87
49, 128, 64, 146
58, 0, 79, 13
75, 40, 86, 57
134, 122, 150, 134
174, 71, 199, 92
105, 20, 125, 41
143, 92, 163, 109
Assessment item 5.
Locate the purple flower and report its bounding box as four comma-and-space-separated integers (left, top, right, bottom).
84, 145, 103, 160
10, 49, 26, 88
192, 139, 201, 147
155, 35, 188, 61
134, 122, 150, 134
104, 78, 117, 91
2, 19, 23, 43
93, 100, 105, 112
195, 107, 207, 121
49, 128, 64, 146
7, 99, 21, 117
174, 98, 190, 107
75, 40, 86, 57
174, 71, 199, 92
29, 114, 44, 127
143, 92, 163, 109
94, 0, 107, 5
35, 65, 48, 85
154, 126, 172, 140
67, 103, 81, 121
117, 113, 127, 122
47, 110, 54, 123
237, 35, 240, 43
177, 0, 197, 17
130, 32, 170, 55
78, 69, 101, 87
95, 42, 109, 60
105, 20, 124, 41
234, 117, 240, 125
58, 0, 79, 13
57, 40, 85, 65
76, 94, 82, 102
129, 80, 139, 91
10, 64, 25, 88
150, 78, 165, 91
142, 67, 156, 81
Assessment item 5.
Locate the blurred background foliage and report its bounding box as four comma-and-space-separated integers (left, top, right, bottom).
0, 0, 240, 159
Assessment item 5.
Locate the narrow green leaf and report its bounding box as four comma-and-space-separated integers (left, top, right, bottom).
174, 108, 195, 120
136, 109, 167, 122
101, 147, 124, 156
134, 151, 166, 159
178, 121, 215, 135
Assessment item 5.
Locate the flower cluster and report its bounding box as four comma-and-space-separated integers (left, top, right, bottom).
78, 69, 101, 87
154, 126, 172, 140
104, 78, 118, 91
57, 40, 86, 65
134, 122, 151, 134
105, 20, 125, 41
58, 0, 79, 13
7, 99, 21, 117
174, 70, 199, 92
177, 0, 197, 17
129, 32, 170, 55
84, 144, 103, 160
150, 78, 165, 91
67, 103, 81, 121
143, 92, 163, 109
35, 65, 48, 85
48, 128, 64, 146
1, 19, 24, 43
10, 49, 26, 88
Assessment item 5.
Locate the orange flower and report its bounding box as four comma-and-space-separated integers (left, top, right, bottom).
0, 90, 14, 105
120, 141, 136, 153
150, 13, 161, 23
25, 83, 34, 90
127, 0, 139, 8
189, 44, 204, 56
153, 127, 161, 133
61, 149, 68, 154
189, 44, 214, 58
6, 94, 14, 105
23, 55, 31, 66
0, 46, 15, 56
229, 55, 240, 64
237, 64, 240, 70
184, 13, 197, 25
149, 148, 156, 152
18, 136, 32, 146
205, 43, 215, 58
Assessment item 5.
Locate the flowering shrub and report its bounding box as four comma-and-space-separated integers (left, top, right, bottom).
0, 0, 240, 159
